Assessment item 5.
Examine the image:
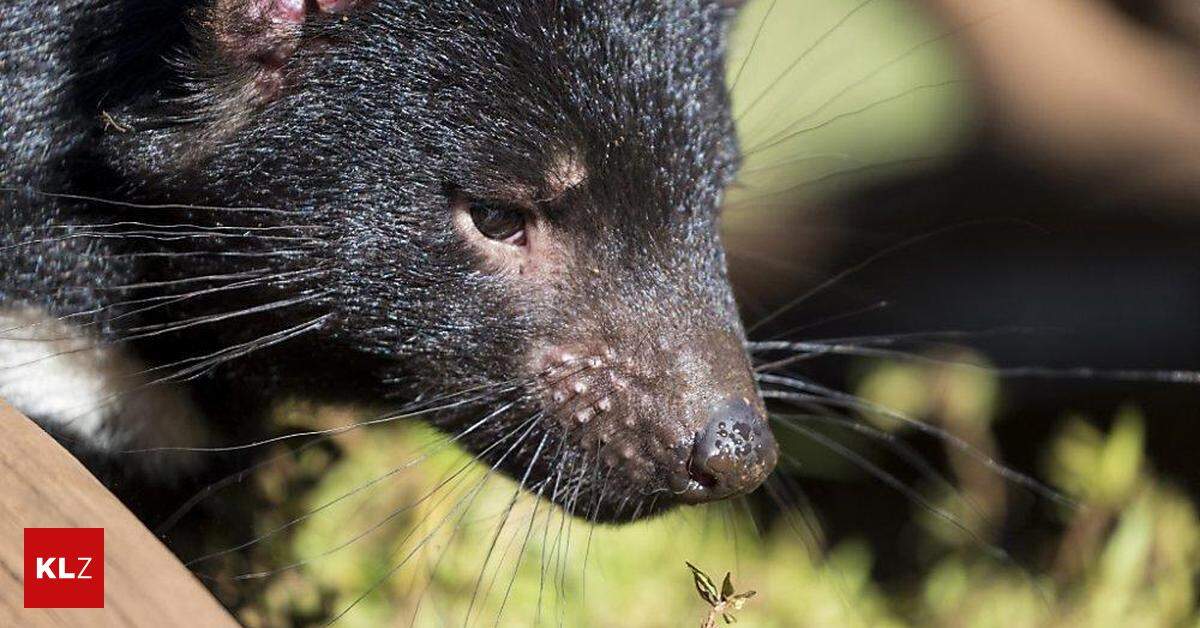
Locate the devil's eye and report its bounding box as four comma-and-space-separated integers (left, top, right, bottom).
469, 200, 528, 245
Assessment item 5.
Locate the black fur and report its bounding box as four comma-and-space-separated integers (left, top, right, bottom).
1, 0, 765, 522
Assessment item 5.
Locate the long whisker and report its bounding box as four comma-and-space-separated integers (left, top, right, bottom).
404, 415, 548, 624
0, 284, 328, 374
126, 382, 521, 454
153, 380, 534, 530
746, 220, 1040, 334
762, 299, 891, 342
324, 412, 545, 625
772, 324, 1065, 350
183, 401, 524, 568
223, 455, 478, 581
742, 6, 998, 154
752, 339, 1200, 385
0, 186, 302, 216
742, 80, 966, 157
40, 313, 331, 439
771, 411, 991, 528
0, 269, 316, 343
773, 426, 993, 559
465, 433, 551, 626
735, 0, 879, 121
535, 449, 569, 626
758, 372, 1075, 508
728, 0, 779, 93
578, 462, 611, 610
0, 230, 322, 253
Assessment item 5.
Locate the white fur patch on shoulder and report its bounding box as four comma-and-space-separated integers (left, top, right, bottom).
0, 307, 120, 447
0, 307, 207, 473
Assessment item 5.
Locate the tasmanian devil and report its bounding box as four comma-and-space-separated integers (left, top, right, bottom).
0, 0, 777, 524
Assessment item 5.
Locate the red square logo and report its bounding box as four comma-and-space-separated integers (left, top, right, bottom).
23, 528, 104, 608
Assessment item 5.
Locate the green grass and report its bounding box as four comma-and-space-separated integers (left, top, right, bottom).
217, 350, 1199, 627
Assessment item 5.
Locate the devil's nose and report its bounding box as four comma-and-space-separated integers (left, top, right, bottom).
679, 397, 778, 503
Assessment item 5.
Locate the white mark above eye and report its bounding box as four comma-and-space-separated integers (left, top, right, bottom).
543, 153, 588, 201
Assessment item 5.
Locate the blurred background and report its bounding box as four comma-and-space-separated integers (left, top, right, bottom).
177, 0, 1200, 625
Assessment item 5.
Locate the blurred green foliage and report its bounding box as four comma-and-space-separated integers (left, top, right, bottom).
224, 358, 1198, 627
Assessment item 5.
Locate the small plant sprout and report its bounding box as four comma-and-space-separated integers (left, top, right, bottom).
686, 561, 757, 628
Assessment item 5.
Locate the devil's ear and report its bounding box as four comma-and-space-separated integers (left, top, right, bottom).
91, 0, 370, 171
198, 0, 366, 104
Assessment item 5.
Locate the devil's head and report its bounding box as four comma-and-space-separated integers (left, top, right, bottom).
96, 0, 777, 521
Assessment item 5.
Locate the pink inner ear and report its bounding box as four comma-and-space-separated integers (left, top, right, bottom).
242, 0, 370, 24
208, 0, 367, 102
247, 0, 305, 24
317, 0, 360, 12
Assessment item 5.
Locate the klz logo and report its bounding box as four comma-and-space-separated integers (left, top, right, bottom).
24, 528, 104, 608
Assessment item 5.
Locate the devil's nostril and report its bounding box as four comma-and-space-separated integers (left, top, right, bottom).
689, 462, 719, 489
687, 444, 721, 488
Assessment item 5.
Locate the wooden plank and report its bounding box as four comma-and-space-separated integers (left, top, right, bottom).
0, 400, 238, 627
